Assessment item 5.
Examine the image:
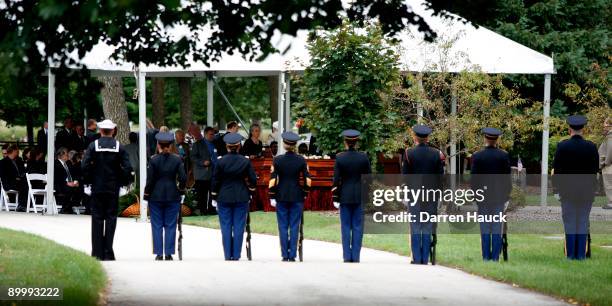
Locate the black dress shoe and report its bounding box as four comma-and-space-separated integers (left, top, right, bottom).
344, 259, 351, 263
282, 258, 289, 262
165, 255, 173, 261
288, 258, 296, 262
155, 255, 163, 261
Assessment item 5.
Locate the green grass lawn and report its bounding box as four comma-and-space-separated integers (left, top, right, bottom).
524, 195, 607, 206
185, 212, 612, 306
0, 228, 107, 306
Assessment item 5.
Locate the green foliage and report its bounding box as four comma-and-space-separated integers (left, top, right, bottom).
475, 0, 610, 111
294, 22, 402, 164
0, 228, 106, 306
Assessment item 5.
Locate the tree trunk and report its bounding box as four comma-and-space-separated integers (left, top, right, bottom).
179, 78, 193, 131
152, 77, 166, 127
98, 76, 129, 144
268, 75, 279, 124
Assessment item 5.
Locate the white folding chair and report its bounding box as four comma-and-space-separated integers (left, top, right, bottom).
0, 178, 19, 212
26, 173, 48, 213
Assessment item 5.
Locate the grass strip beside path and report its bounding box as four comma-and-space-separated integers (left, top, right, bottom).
0, 228, 107, 306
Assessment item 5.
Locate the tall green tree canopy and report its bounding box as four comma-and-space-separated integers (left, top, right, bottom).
295, 22, 402, 163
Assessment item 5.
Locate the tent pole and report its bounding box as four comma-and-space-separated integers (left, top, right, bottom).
284, 72, 291, 131
450, 88, 457, 176
417, 76, 424, 123
138, 70, 148, 221
207, 73, 214, 128
540, 74, 551, 206
277, 71, 285, 155
46, 69, 57, 215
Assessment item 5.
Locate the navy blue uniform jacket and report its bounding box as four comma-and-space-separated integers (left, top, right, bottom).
552, 135, 599, 203
269, 151, 311, 202
145, 153, 187, 202
211, 152, 257, 203
81, 137, 133, 194
470, 146, 512, 204
332, 149, 371, 204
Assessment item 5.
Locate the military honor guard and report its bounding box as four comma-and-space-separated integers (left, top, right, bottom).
332, 130, 371, 263
211, 133, 258, 261
143, 132, 187, 261
81, 119, 133, 261
269, 131, 312, 262
402, 125, 444, 265
470, 128, 512, 261
552, 115, 599, 260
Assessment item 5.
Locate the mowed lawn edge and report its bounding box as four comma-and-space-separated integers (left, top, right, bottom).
0, 227, 107, 306
184, 212, 612, 306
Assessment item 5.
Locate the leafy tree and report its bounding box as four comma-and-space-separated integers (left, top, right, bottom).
294, 22, 402, 166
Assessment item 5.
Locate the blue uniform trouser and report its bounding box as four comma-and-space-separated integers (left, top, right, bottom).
478, 202, 505, 261
149, 200, 180, 256
276, 201, 303, 260
408, 202, 436, 264
217, 202, 249, 260
340, 203, 364, 262
561, 201, 592, 260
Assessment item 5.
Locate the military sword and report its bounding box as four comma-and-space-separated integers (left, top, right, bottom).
586, 221, 591, 259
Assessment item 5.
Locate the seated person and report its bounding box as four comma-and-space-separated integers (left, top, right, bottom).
0, 144, 28, 211
240, 123, 264, 158
54, 147, 80, 214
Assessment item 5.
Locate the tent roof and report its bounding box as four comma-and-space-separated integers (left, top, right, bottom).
75, 0, 555, 77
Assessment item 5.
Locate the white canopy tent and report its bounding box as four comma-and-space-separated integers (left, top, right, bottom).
44, 0, 555, 216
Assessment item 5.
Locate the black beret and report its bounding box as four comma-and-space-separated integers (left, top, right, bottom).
223, 132, 243, 145
341, 129, 360, 139
566, 115, 587, 130
482, 127, 502, 139
281, 131, 300, 144
412, 125, 432, 137
155, 132, 175, 143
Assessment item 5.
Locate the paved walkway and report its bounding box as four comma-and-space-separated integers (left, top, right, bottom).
0, 212, 567, 306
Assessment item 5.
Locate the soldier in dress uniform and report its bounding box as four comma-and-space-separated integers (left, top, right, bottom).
269, 131, 311, 262
81, 119, 133, 261
332, 129, 371, 263
211, 133, 257, 261
144, 132, 186, 261
552, 115, 599, 260
402, 125, 444, 265
470, 127, 512, 261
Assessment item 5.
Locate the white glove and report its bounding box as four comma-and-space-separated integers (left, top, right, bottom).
333, 202, 340, 209
270, 199, 277, 207
504, 201, 510, 211
554, 194, 560, 201
211, 200, 218, 208
402, 200, 410, 208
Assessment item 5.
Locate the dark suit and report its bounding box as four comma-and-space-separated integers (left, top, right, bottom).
333, 149, 371, 262
552, 135, 599, 260
402, 143, 444, 264
54, 159, 80, 213
145, 153, 186, 257
81, 137, 133, 260
269, 151, 311, 260
0, 157, 28, 210
191, 138, 214, 214
471, 146, 511, 261
56, 128, 78, 151
211, 152, 257, 260
37, 128, 48, 155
